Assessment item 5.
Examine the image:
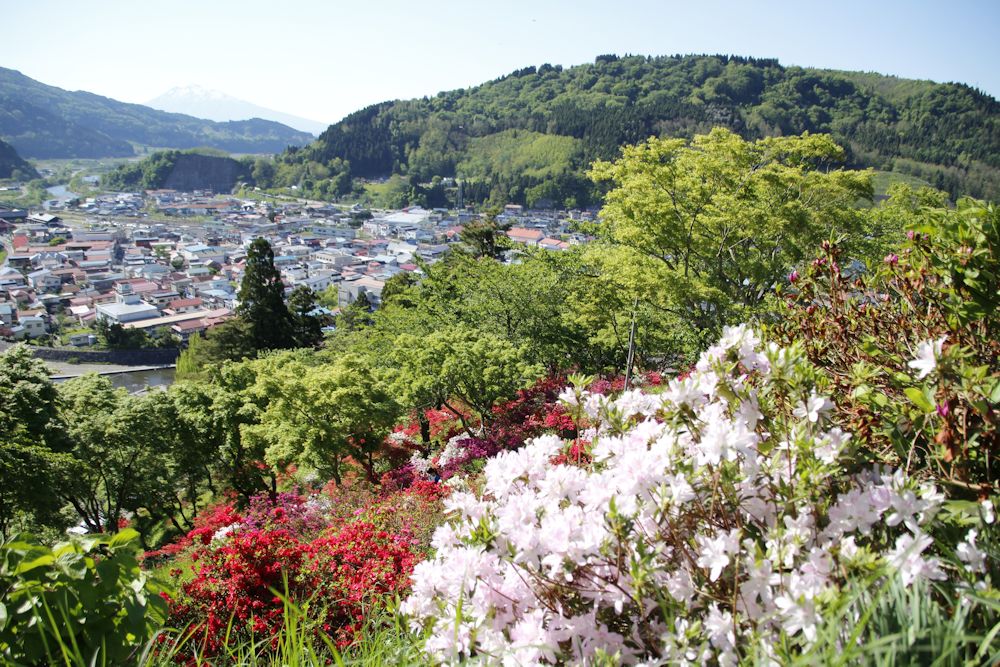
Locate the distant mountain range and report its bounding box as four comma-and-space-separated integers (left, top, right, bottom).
289, 54, 999, 202
0, 68, 316, 159
147, 85, 326, 135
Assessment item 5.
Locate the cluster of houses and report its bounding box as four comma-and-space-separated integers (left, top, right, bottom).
0, 194, 588, 346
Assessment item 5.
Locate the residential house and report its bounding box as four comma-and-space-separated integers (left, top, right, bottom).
95, 284, 160, 325
338, 275, 384, 308
11, 315, 47, 339
506, 227, 545, 247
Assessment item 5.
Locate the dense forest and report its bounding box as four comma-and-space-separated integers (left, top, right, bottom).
0, 138, 38, 180
0, 67, 314, 158
271, 54, 999, 206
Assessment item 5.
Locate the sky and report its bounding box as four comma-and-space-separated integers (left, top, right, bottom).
3, 0, 999, 126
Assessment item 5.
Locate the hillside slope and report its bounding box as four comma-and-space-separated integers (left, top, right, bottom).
0, 139, 38, 180
0, 68, 315, 158
102, 150, 250, 193
294, 54, 1000, 202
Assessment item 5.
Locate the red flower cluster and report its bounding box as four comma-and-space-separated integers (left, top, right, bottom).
157, 482, 447, 660
550, 439, 593, 467
144, 501, 242, 561
166, 519, 419, 657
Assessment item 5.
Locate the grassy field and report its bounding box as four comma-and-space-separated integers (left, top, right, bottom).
872, 169, 933, 196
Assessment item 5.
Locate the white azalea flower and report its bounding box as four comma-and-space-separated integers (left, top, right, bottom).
956, 529, 987, 573
907, 336, 946, 379
793, 391, 834, 423
887, 532, 946, 586
696, 529, 741, 581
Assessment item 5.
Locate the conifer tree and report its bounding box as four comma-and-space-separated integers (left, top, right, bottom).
237, 238, 294, 351
288, 285, 324, 348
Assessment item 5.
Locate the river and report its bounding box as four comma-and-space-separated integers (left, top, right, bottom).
107, 367, 177, 392
46, 184, 79, 201
51, 367, 177, 393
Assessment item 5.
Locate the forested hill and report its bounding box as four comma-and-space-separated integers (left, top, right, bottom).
291, 54, 1000, 204
102, 150, 251, 193
0, 67, 315, 159
0, 138, 38, 180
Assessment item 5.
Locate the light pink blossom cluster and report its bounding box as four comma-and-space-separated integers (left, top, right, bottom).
402, 326, 991, 665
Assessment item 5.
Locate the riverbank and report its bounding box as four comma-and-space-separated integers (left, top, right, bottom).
48, 362, 175, 380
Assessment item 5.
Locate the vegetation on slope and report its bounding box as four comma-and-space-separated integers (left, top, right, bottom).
0, 138, 39, 180
101, 149, 253, 192
276, 54, 999, 206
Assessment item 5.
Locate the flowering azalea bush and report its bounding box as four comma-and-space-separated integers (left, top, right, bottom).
771, 199, 1000, 490
387, 373, 665, 490
402, 325, 998, 664
158, 481, 447, 660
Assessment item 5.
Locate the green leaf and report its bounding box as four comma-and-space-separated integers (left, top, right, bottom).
0, 601, 7, 631
851, 384, 871, 400
904, 387, 934, 413
14, 554, 55, 575
990, 379, 1000, 404
108, 528, 140, 549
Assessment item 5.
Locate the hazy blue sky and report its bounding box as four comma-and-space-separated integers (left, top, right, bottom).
3, 0, 998, 124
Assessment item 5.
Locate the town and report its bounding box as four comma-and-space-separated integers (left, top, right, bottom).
0, 188, 591, 347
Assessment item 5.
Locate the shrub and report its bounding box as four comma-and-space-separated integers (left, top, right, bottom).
402, 325, 998, 664
770, 198, 1000, 491
0, 529, 168, 665
159, 483, 442, 660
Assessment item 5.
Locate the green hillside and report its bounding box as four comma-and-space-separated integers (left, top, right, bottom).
276, 54, 999, 206
0, 67, 315, 159
102, 149, 252, 192
0, 138, 38, 180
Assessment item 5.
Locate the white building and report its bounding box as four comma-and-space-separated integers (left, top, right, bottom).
95, 284, 160, 325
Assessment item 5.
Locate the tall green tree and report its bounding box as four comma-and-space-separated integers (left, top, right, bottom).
459, 208, 510, 259
391, 324, 543, 434
244, 352, 400, 485
287, 285, 324, 349
237, 238, 294, 351
0, 345, 74, 537
57, 375, 174, 534
589, 128, 873, 341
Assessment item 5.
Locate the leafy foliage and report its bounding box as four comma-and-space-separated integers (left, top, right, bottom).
0, 529, 167, 665
0, 345, 73, 538
769, 195, 1000, 491
590, 128, 873, 341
